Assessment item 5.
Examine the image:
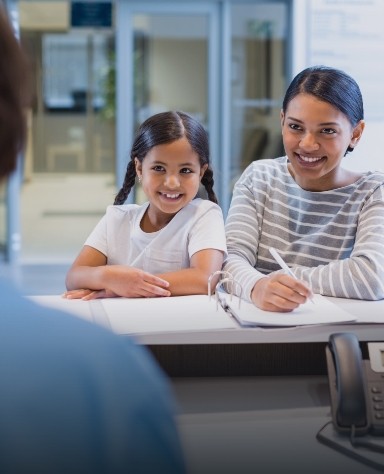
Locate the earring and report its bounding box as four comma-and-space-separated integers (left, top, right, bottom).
138, 175, 142, 183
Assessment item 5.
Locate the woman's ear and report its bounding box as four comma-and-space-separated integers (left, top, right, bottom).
280, 109, 285, 129
350, 120, 365, 148
200, 164, 208, 179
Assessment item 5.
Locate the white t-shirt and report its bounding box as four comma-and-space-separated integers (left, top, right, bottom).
85, 198, 227, 274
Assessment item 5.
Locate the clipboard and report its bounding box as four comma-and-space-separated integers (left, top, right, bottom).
209, 271, 357, 328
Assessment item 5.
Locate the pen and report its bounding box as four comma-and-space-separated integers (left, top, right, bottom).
269, 247, 315, 304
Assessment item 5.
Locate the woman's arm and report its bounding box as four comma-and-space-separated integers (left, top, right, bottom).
223, 171, 267, 301
65, 245, 171, 298
157, 248, 224, 296
293, 189, 384, 300
223, 164, 313, 310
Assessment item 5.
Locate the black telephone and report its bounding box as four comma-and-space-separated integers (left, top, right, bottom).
326, 332, 384, 436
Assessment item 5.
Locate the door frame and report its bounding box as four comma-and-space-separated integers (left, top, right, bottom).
116, 2, 226, 206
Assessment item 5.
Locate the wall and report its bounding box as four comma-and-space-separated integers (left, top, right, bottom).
293, 0, 384, 173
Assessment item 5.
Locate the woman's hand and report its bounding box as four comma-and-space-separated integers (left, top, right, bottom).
251, 273, 312, 312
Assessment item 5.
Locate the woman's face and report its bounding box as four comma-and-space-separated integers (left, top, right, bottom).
281, 93, 364, 191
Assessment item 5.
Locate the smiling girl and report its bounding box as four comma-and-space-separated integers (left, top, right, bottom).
65, 111, 226, 299
224, 66, 384, 312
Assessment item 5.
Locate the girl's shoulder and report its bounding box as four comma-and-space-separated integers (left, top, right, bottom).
185, 198, 223, 216
104, 202, 148, 219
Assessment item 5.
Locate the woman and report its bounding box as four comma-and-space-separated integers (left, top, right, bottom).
224, 65, 384, 312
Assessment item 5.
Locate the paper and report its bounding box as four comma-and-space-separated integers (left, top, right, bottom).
220, 293, 357, 327
101, 295, 238, 334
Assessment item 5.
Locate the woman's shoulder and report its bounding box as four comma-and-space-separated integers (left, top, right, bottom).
351, 170, 384, 193
237, 156, 288, 186
363, 170, 384, 184
250, 155, 286, 170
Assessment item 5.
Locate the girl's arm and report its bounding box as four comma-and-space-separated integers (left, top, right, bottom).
65, 245, 171, 298
157, 248, 225, 296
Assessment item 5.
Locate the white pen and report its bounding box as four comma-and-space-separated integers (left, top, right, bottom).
269, 247, 315, 304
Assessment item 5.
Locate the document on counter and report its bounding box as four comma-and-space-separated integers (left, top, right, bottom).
30, 292, 381, 336
217, 292, 357, 327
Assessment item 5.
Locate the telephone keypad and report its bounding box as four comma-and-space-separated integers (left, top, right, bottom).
367, 372, 384, 434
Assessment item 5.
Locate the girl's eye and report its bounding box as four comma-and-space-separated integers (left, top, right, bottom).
180, 168, 192, 174
322, 128, 336, 135
152, 165, 165, 172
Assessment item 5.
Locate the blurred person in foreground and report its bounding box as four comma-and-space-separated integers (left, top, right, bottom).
0, 6, 185, 473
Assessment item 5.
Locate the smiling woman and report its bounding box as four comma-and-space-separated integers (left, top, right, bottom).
281, 93, 364, 191
223, 65, 384, 312
64, 110, 227, 299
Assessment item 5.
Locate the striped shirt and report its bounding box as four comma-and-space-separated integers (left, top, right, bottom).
223, 156, 384, 302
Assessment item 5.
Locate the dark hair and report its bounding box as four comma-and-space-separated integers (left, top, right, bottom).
0, 7, 29, 179
114, 110, 218, 204
282, 66, 364, 153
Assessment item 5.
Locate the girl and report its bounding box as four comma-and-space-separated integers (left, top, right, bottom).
65, 111, 226, 299
224, 66, 384, 312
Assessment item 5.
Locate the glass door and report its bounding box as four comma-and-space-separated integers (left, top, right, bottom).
116, 2, 220, 203
230, 2, 289, 192
16, 1, 116, 263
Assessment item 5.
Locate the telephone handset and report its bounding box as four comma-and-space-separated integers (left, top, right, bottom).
326, 332, 384, 436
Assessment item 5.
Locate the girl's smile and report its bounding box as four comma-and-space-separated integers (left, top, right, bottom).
135, 137, 207, 232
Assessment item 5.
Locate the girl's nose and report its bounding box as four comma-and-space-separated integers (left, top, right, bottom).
165, 174, 180, 188
299, 133, 320, 151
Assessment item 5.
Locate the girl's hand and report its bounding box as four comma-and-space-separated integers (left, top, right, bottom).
62, 288, 118, 300
103, 266, 171, 298
251, 273, 312, 312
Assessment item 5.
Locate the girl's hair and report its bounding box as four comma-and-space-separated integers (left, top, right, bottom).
114, 110, 218, 204
282, 65, 364, 153
0, 7, 29, 179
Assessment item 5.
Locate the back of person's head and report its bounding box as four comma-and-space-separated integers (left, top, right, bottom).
114, 110, 218, 204
282, 66, 363, 153
0, 6, 28, 179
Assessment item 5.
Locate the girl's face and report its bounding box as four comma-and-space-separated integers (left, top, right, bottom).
281, 93, 364, 191
135, 136, 207, 225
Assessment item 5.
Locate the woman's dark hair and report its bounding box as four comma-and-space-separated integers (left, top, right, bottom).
114, 110, 218, 204
282, 65, 364, 153
0, 7, 29, 179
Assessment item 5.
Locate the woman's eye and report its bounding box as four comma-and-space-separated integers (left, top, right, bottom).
322, 128, 336, 135
288, 123, 302, 131
152, 166, 165, 172
180, 168, 192, 174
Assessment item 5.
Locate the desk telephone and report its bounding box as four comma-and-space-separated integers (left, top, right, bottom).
326, 332, 384, 436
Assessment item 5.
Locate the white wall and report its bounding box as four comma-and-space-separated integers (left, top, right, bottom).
293, 0, 384, 173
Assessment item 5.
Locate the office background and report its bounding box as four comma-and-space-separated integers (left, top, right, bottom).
1, 0, 383, 269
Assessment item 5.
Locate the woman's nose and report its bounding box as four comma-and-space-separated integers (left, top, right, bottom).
299, 133, 320, 151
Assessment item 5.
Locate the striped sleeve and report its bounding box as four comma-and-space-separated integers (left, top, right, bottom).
223, 159, 384, 302
293, 185, 384, 300
223, 164, 270, 301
